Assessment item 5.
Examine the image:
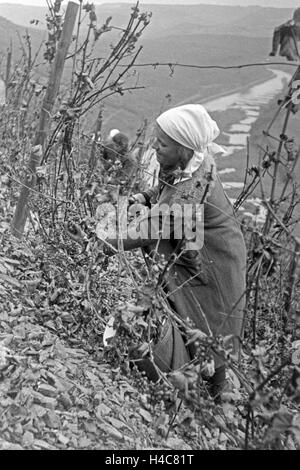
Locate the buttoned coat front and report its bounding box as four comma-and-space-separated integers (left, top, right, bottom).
127, 155, 247, 370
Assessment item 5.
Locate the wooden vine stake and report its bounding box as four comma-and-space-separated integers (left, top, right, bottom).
284, 237, 300, 317
11, 1, 79, 238
89, 105, 104, 172
5, 39, 12, 102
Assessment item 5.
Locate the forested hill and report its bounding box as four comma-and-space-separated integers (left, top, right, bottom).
0, 2, 295, 38
0, 15, 45, 57
0, 2, 295, 135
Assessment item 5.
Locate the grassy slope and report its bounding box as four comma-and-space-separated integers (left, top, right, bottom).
0, 15, 44, 59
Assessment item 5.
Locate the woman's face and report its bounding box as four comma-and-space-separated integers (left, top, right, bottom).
152, 125, 181, 171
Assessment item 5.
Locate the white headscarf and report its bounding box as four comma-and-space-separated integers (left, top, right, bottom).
156, 104, 225, 179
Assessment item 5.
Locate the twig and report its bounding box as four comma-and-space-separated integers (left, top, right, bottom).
264, 200, 295, 239
117, 61, 300, 71
263, 107, 292, 235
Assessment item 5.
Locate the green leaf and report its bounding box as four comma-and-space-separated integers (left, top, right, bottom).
139, 408, 152, 423
57, 434, 69, 446
164, 437, 192, 450
98, 423, 123, 441
168, 371, 187, 391
96, 403, 111, 418
78, 437, 92, 448
85, 370, 100, 385
33, 439, 57, 450
271, 411, 293, 435
32, 404, 47, 418
0, 273, 22, 289
107, 416, 131, 431
22, 430, 34, 447
44, 410, 61, 429
37, 383, 57, 397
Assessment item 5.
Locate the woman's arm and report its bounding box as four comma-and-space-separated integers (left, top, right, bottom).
128, 185, 159, 207
104, 165, 215, 254
104, 235, 151, 252
140, 185, 160, 207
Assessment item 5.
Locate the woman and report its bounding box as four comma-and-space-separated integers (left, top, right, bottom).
72, 104, 247, 400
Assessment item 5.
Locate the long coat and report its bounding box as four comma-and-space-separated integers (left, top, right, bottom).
128, 153, 247, 372
270, 21, 300, 61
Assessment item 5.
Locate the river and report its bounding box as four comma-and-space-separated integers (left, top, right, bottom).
193, 69, 292, 222
204, 68, 292, 184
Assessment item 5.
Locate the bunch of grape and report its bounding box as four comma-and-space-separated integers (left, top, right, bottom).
148, 379, 176, 406
131, 366, 151, 394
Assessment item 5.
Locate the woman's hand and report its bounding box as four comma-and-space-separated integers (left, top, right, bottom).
127, 193, 148, 219
65, 222, 116, 257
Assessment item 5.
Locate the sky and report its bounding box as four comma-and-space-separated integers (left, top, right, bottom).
0, 0, 298, 8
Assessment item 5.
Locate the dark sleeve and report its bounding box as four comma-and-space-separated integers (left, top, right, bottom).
105, 199, 170, 252
141, 186, 160, 207
270, 25, 282, 56
104, 166, 215, 253
105, 235, 150, 251
168, 181, 206, 251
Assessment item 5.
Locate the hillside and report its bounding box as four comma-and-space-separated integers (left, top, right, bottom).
95, 32, 274, 136
0, 2, 296, 137
0, 14, 44, 62
0, 3, 46, 29
0, 2, 295, 39
136, 4, 295, 39
0, 4, 280, 138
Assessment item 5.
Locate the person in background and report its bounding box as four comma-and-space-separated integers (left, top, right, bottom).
102, 129, 137, 187
269, 7, 300, 61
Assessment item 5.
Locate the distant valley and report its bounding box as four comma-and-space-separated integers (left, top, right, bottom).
0, 2, 298, 229
0, 3, 295, 39
0, 2, 296, 136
